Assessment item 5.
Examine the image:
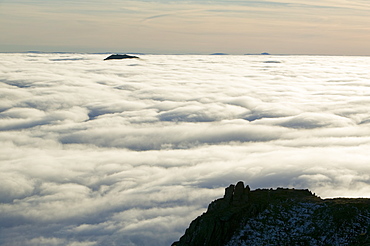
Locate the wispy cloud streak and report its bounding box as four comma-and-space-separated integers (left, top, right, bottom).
1, 0, 370, 54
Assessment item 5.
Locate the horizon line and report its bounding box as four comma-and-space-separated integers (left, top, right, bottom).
1, 51, 370, 57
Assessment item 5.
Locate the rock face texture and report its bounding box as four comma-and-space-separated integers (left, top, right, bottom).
173, 182, 370, 246
104, 54, 139, 60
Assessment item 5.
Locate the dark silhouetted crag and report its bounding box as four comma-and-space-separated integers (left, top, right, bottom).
210, 53, 229, 55
104, 54, 139, 60
172, 181, 370, 246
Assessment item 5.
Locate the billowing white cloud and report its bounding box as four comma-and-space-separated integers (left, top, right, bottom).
0, 53, 370, 245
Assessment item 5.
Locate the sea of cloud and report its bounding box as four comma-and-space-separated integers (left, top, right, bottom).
1, 53, 370, 245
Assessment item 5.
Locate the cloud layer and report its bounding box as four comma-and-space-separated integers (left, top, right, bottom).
1, 53, 370, 245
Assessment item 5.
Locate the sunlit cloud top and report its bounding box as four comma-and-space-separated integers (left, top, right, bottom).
1, 53, 370, 245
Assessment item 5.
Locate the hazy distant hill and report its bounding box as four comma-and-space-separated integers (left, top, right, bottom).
210, 53, 229, 55
173, 182, 370, 246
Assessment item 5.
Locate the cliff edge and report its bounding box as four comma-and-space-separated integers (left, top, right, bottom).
173, 181, 370, 246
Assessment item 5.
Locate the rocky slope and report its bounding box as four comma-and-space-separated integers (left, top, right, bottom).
172, 182, 370, 246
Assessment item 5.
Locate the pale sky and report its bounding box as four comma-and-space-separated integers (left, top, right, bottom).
1, 0, 370, 55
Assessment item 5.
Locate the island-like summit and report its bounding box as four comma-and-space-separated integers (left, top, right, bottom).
104, 54, 139, 60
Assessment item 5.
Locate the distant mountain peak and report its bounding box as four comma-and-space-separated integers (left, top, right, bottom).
104, 54, 139, 60
210, 53, 229, 55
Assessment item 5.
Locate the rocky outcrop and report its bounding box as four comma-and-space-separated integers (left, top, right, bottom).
172, 182, 370, 246
104, 54, 139, 60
